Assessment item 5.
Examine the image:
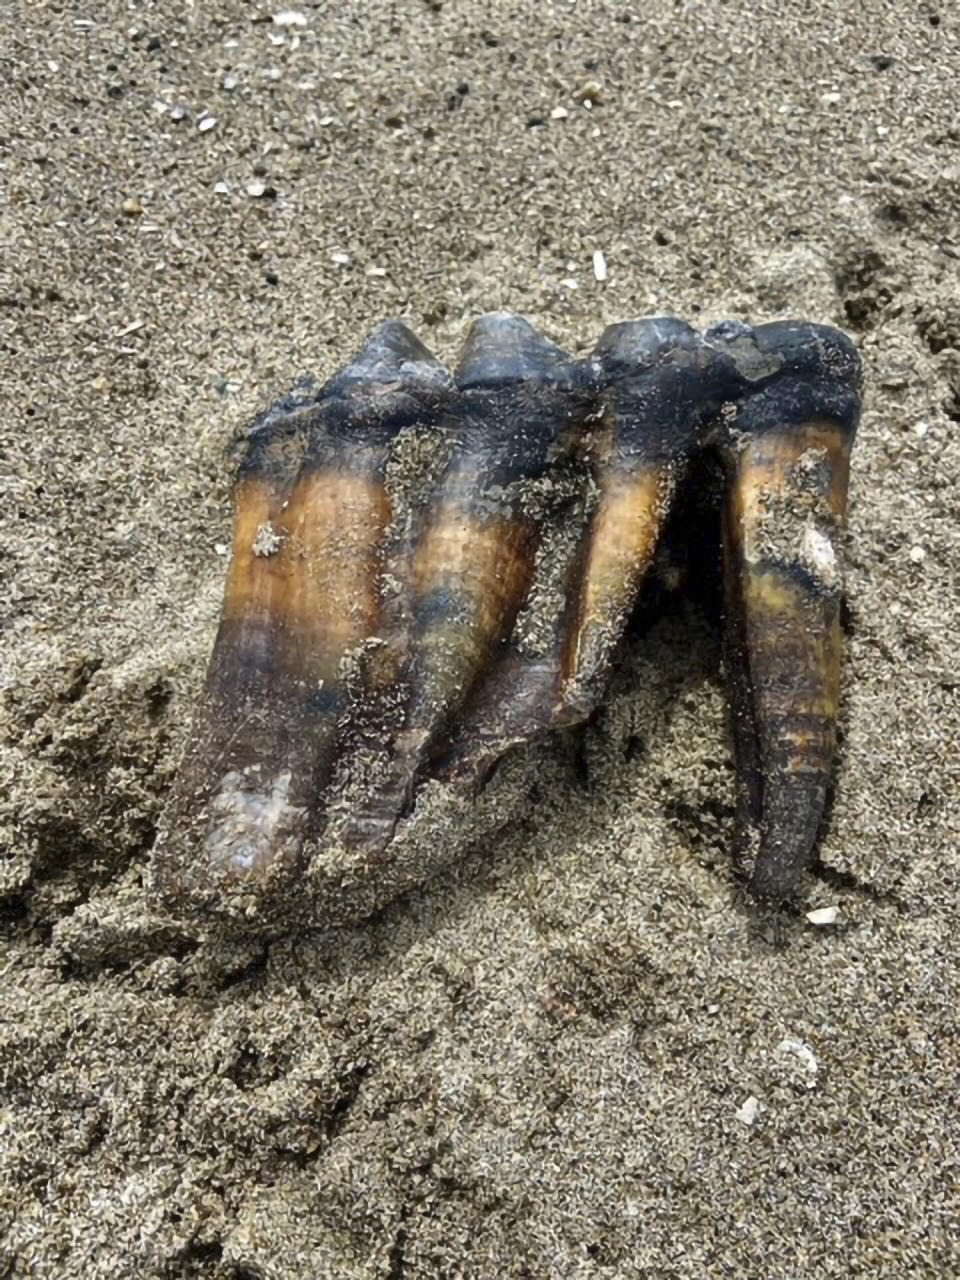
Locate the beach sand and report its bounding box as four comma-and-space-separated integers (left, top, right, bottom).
1, 2, 958, 1276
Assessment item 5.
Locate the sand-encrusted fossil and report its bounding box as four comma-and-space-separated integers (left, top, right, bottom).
151, 312, 861, 926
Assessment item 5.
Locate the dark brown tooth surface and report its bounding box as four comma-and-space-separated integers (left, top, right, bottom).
556, 317, 737, 723
706, 319, 862, 900
346, 312, 588, 849
152, 322, 449, 899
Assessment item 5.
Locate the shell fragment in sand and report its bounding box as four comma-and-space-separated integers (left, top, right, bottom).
735, 1095, 763, 1126
776, 1037, 819, 1086
806, 905, 840, 925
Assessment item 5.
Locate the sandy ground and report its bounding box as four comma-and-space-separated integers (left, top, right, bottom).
2, 1, 959, 1276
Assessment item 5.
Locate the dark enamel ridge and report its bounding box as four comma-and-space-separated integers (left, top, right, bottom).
152, 321, 451, 902
711, 320, 861, 898
152, 312, 862, 918
554, 317, 743, 719
343, 313, 591, 854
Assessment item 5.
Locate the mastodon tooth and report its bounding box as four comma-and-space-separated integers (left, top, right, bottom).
555, 316, 737, 722
706, 319, 862, 899
151, 321, 450, 900
346, 311, 588, 850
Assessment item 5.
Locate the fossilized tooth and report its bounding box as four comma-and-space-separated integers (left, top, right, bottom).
707, 319, 862, 899
555, 317, 739, 723
346, 311, 588, 849
152, 321, 450, 895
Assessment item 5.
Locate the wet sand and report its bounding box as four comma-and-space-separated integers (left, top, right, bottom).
1, 2, 958, 1276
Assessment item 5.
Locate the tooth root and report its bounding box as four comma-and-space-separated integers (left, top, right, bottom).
560, 463, 672, 720
431, 653, 566, 786
407, 314, 581, 740
715, 321, 861, 898
558, 317, 732, 721
346, 312, 587, 851
429, 504, 588, 787
153, 323, 449, 898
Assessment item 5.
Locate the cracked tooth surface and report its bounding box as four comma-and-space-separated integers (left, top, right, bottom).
709, 319, 862, 899
152, 321, 449, 898
347, 311, 585, 850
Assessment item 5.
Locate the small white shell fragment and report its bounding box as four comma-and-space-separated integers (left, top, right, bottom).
116, 319, 145, 338
801, 524, 837, 580
366, 265, 388, 277
198, 115, 217, 132
253, 523, 282, 557
223, 75, 238, 90
273, 9, 307, 23
908, 544, 926, 563
214, 543, 228, 557
246, 180, 267, 198
214, 181, 229, 194
331, 252, 351, 265
806, 905, 839, 926
592, 250, 608, 282
735, 1096, 762, 1126
776, 1037, 819, 1082
550, 106, 569, 120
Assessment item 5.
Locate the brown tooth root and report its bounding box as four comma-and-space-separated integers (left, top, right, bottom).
152, 321, 450, 895
430, 652, 564, 787
159, 400, 319, 889
558, 317, 736, 722
347, 311, 587, 850
710, 319, 862, 899
410, 507, 538, 705
428, 482, 590, 788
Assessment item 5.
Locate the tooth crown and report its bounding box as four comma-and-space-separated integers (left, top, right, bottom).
151, 312, 863, 919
